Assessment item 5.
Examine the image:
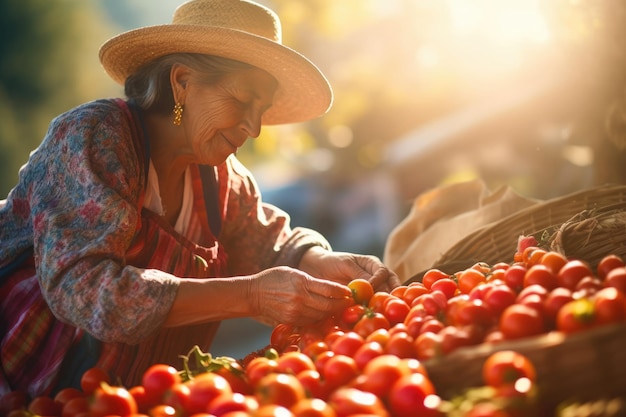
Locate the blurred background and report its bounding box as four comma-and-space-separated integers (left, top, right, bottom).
2, 0, 626, 358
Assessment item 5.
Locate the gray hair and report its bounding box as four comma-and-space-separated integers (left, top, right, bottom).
124, 53, 254, 114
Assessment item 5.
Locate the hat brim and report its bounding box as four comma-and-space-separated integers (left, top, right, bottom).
99, 25, 333, 125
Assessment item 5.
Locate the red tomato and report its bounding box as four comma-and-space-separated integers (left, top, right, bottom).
161, 382, 191, 412
327, 387, 389, 417
605, 267, 626, 294
185, 372, 232, 415
330, 331, 365, 357
61, 396, 90, 417
53, 387, 84, 407
353, 312, 390, 338
353, 340, 384, 370
356, 354, 405, 397
482, 284, 517, 315
28, 396, 62, 417
340, 304, 367, 326
80, 367, 111, 395
593, 287, 626, 325
558, 260, 593, 290
458, 268, 487, 294
482, 350, 536, 387
523, 264, 558, 290
245, 356, 279, 387
504, 264, 526, 292
207, 392, 250, 416
296, 369, 329, 401
452, 298, 494, 328
439, 325, 474, 355
0, 391, 29, 416
256, 373, 305, 409
387, 373, 436, 417
499, 304, 545, 340
556, 298, 596, 333
598, 254, 625, 279
384, 332, 415, 359
271, 323, 296, 352
148, 404, 177, 417
411, 292, 447, 316
401, 284, 429, 305
421, 269, 449, 289
430, 278, 458, 299
90, 383, 138, 417
216, 360, 252, 395
142, 364, 181, 403
322, 354, 359, 391
414, 332, 443, 361
301, 341, 329, 362
348, 279, 375, 305
383, 298, 411, 325
291, 397, 336, 417
419, 318, 445, 335
277, 351, 316, 376
543, 287, 574, 323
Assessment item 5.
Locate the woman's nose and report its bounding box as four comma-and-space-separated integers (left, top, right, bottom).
241, 107, 262, 138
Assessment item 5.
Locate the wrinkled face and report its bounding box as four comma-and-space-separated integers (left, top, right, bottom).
181, 66, 277, 166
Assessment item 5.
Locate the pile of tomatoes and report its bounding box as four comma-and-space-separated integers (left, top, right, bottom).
3, 239, 626, 417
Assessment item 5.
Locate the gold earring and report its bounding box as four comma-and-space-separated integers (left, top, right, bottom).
173, 102, 183, 126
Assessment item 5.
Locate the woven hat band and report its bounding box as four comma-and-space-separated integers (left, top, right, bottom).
173, 0, 281, 42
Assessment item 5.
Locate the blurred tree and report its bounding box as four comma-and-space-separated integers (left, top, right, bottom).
0, 0, 116, 196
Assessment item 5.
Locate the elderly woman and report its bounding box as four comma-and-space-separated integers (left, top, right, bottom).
0, 0, 399, 396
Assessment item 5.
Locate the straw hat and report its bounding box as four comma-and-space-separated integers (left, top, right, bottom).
99, 0, 333, 125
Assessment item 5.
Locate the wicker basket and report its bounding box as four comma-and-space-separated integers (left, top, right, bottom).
424, 322, 626, 408
419, 184, 626, 410
433, 184, 626, 269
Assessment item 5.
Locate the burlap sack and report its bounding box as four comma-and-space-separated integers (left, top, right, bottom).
383, 180, 540, 282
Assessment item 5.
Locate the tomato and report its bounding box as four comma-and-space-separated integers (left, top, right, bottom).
271, 324, 296, 352
430, 278, 458, 299
322, 354, 359, 391
390, 285, 408, 299
256, 373, 305, 409
414, 332, 442, 361
185, 372, 232, 415
296, 369, 329, 401
401, 284, 429, 305
61, 396, 90, 417
438, 325, 473, 355
605, 267, 626, 294
340, 304, 367, 326
387, 373, 436, 417
523, 264, 558, 290
421, 269, 449, 289
141, 364, 181, 403
80, 367, 111, 395
383, 298, 410, 325
353, 341, 384, 370
526, 247, 547, 266
148, 404, 177, 417
503, 264, 526, 293
419, 318, 445, 335
557, 260, 593, 290
90, 383, 138, 417
327, 387, 389, 417
556, 298, 596, 333
255, 404, 294, 417
482, 284, 517, 315
482, 350, 536, 388
245, 356, 279, 387
384, 332, 415, 359
28, 396, 62, 417
161, 382, 191, 412
411, 292, 446, 316
543, 287, 574, 323
352, 312, 390, 338
540, 251, 568, 275
367, 292, 393, 313
291, 398, 336, 417
598, 254, 626, 279
0, 391, 29, 416
499, 304, 545, 340
277, 351, 316, 376
53, 387, 84, 407
457, 268, 487, 294
216, 360, 253, 395
593, 287, 626, 325
330, 331, 365, 357
348, 279, 374, 305
301, 341, 329, 362
207, 392, 250, 416
451, 298, 493, 328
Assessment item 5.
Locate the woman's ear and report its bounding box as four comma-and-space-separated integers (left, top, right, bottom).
170, 64, 191, 104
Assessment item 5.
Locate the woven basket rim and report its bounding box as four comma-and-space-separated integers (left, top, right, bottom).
434, 183, 626, 268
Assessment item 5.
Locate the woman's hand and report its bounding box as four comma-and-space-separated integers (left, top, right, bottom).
299, 247, 402, 293
249, 266, 353, 327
